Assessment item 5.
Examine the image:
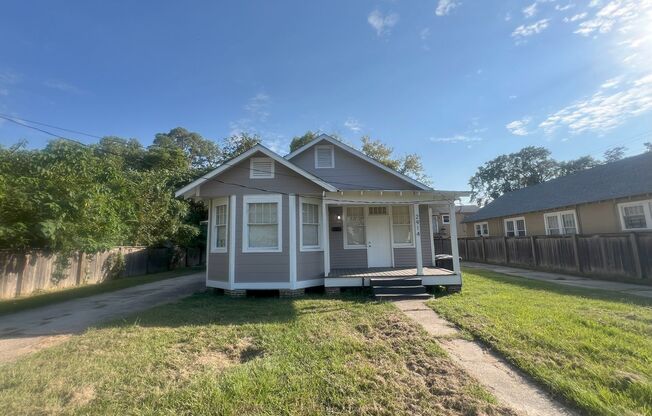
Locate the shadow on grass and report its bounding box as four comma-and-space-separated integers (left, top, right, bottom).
465, 268, 652, 307
101, 289, 375, 329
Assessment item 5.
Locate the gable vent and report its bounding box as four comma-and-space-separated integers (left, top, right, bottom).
250, 157, 274, 179
315, 145, 334, 168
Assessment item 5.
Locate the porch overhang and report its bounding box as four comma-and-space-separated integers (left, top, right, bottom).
322, 189, 470, 205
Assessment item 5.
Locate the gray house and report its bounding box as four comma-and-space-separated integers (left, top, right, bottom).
176, 134, 467, 296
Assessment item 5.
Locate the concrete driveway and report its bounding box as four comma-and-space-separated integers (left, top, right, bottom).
0, 272, 205, 363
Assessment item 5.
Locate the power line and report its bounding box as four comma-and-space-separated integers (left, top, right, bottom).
0, 112, 104, 140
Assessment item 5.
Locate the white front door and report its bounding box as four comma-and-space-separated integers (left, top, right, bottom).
366, 212, 392, 268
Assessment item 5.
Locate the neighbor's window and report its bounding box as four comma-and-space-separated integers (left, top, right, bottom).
392, 206, 413, 246
618, 200, 652, 231
441, 214, 450, 224
315, 145, 334, 168
544, 210, 578, 235
243, 195, 282, 252
474, 222, 489, 237
344, 206, 366, 248
301, 198, 321, 250
504, 217, 526, 237
212, 198, 228, 253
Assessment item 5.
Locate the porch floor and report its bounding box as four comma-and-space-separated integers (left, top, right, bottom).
329, 267, 455, 278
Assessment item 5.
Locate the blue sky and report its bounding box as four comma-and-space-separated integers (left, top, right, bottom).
1, 0, 651, 192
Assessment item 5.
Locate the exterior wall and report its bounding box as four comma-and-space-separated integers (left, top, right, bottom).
328, 206, 368, 268
207, 253, 229, 282
289, 139, 422, 190
433, 212, 472, 238
465, 194, 652, 236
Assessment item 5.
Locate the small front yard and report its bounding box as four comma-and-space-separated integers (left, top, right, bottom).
0, 293, 515, 415
0, 267, 203, 317
428, 268, 652, 416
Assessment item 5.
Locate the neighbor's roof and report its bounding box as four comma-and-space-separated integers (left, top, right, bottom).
463, 151, 652, 223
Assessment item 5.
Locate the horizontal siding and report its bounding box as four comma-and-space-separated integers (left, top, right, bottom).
298, 251, 324, 281
207, 253, 229, 282
328, 207, 368, 268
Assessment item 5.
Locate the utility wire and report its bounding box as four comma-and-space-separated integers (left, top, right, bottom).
0, 112, 104, 139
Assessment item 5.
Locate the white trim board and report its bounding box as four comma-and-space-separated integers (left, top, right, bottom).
206, 279, 325, 290
175, 144, 337, 198
285, 134, 432, 191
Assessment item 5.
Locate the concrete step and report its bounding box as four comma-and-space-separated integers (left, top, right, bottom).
369, 278, 422, 287
372, 285, 427, 295
374, 293, 432, 301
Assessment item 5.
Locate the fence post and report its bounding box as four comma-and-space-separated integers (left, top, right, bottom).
530, 236, 538, 266
465, 238, 469, 261
629, 233, 644, 279
571, 234, 582, 273
481, 237, 486, 262
503, 237, 509, 264
76, 252, 85, 285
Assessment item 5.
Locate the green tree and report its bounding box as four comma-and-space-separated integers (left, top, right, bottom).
289, 131, 319, 152
558, 155, 600, 176
643, 142, 651, 152
152, 127, 221, 169
603, 146, 626, 163
360, 136, 430, 184
221, 132, 261, 161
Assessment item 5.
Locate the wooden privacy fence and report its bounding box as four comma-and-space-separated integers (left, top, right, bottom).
0, 246, 205, 299
434, 232, 652, 283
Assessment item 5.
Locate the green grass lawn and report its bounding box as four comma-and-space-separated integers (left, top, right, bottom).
0, 293, 515, 416
0, 267, 203, 317
428, 268, 652, 416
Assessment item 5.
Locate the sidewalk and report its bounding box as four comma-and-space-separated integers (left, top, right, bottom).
464, 262, 652, 298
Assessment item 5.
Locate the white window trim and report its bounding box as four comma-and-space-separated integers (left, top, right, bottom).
242, 194, 283, 253
314, 145, 335, 169
299, 197, 322, 252
474, 222, 489, 237
210, 197, 228, 253
390, 205, 416, 248
343, 206, 367, 249
249, 157, 275, 179
618, 199, 652, 231
544, 210, 579, 235
441, 214, 451, 225
504, 217, 527, 237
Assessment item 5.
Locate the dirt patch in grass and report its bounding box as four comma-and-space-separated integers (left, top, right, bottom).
66, 386, 96, 408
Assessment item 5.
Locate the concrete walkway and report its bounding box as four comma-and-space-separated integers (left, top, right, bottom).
395, 299, 576, 416
464, 262, 652, 298
0, 273, 205, 363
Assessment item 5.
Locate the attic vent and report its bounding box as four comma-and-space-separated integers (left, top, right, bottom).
250, 157, 274, 179
315, 145, 334, 168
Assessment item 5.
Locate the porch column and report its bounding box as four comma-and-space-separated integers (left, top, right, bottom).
414, 204, 423, 275
322, 198, 330, 277
289, 194, 297, 289
449, 202, 461, 276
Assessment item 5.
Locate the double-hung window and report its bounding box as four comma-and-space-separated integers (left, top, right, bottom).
504, 217, 526, 237
300, 198, 321, 250
344, 206, 366, 248
618, 200, 652, 231
243, 194, 282, 252
211, 198, 228, 253
474, 222, 489, 237
391, 206, 414, 246
544, 210, 578, 235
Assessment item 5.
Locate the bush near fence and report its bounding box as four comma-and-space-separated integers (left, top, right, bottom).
434, 232, 652, 284
0, 246, 205, 299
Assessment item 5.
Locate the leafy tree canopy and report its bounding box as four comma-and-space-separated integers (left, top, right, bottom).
289, 131, 319, 153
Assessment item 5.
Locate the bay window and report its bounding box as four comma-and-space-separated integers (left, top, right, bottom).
618, 200, 652, 231
243, 194, 282, 252
300, 198, 321, 250
391, 206, 414, 246
344, 206, 366, 248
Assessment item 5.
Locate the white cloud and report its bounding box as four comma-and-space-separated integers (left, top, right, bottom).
43, 80, 84, 94
367, 10, 399, 36
555, 3, 575, 11
506, 117, 531, 136
420, 28, 431, 41
512, 19, 550, 40
430, 135, 483, 143
523, 2, 538, 18
244, 93, 270, 122
564, 12, 587, 22
505, 12, 512, 21
263, 136, 290, 154
539, 73, 652, 134
436, 0, 460, 16
344, 118, 363, 133
600, 76, 623, 88
574, 0, 642, 36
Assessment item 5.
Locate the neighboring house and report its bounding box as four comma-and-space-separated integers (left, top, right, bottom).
176, 134, 468, 295
432, 205, 479, 238
463, 151, 652, 237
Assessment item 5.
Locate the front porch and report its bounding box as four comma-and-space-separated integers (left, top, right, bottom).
325, 266, 461, 288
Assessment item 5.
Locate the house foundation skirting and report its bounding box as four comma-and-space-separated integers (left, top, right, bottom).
206, 278, 325, 291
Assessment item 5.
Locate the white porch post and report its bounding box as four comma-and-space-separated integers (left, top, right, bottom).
322, 196, 331, 277
428, 206, 436, 266
449, 202, 461, 276
289, 194, 297, 289
228, 195, 236, 289
414, 204, 423, 275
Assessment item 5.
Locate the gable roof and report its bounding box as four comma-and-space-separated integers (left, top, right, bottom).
175, 144, 338, 198
285, 134, 432, 191
464, 151, 652, 223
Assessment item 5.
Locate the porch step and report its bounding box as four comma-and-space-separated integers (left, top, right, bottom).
369, 278, 422, 287
374, 293, 432, 301
373, 285, 427, 295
